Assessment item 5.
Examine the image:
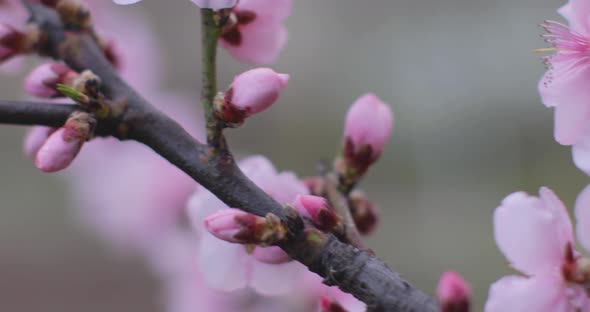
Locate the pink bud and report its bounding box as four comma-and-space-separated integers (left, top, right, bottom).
437, 271, 471, 312
204, 208, 266, 244
24, 63, 77, 98
217, 68, 289, 124
319, 296, 348, 312
35, 112, 93, 173
23, 126, 56, 158
0, 23, 22, 62
343, 93, 393, 165
292, 195, 341, 231
251, 246, 291, 264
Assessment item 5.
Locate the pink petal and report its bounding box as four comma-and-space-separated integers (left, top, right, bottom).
248, 258, 305, 296
236, 0, 292, 22
197, 233, 250, 292
251, 246, 291, 264
573, 132, 590, 175
538, 55, 590, 145
575, 184, 590, 252
112, 0, 143, 4
485, 274, 569, 312
493, 188, 574, 276
558, 0, 590, 36
220, 21, 287, 65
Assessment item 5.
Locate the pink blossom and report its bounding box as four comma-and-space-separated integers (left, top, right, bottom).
217, 68, 289, 124
485, 187, 590, 311
537, 0, 590, 175
188, 155, 308, 295
340, 94, 393, 175
297, 272, 366, 312
437, 271, 471, 312
24, 63, 77, 98
113, 0, 237, 9
219, 0, 292, 64
67, 93, 203, 253
35, 113, 93, 173
292, 195, 341, 231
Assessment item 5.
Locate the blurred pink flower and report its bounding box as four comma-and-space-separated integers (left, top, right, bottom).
23, 63, 77, 98
66, 93, 203, 253
220, 0, 292, 65
485, 187, 590, 311
188, 155, 308, 295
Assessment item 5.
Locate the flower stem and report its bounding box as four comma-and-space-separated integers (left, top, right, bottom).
200, 9, 226, 155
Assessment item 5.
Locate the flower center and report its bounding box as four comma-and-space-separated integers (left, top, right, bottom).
221, 10, 257, 46
535, 20, 590, 55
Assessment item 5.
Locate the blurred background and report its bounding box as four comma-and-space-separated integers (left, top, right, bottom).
0, 0, 585, 310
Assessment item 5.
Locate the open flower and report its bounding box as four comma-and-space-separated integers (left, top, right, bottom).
220, 0, 292, 64
188, 155, 308, 295
485, 187, 590, 311
537, 0, 590, 175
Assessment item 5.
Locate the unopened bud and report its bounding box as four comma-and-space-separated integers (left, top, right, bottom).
291, 195, 342, 232
336, 94, 393, 182
204, 209, 287, 246
0, 23, 38, 62
251, 246, 291, 264
24, 63, 78, 98
319, 296, 348, 312
349, 191, 379, 235
35, 112, 95, 172
215, 68, 289, 125
437, 271, 471, 312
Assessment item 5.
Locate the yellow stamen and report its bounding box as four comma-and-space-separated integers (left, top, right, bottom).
532, 47, 558, 54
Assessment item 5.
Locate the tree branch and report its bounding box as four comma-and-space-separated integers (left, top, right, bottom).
0, 3, 439, 311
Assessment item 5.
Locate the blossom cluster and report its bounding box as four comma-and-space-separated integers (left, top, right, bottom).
0, 0, 403, 311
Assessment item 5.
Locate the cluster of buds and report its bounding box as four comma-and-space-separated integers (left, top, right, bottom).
204, 209, 287, 246
24, 63, 110, 117
214, 67, 289, 126
335, 94, 393, 189
437, 271, 471, 312
0, 23, 39, 63
33, 111, 96, 172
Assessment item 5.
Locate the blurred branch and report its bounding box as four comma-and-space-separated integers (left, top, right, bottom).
0, 3, 439, 311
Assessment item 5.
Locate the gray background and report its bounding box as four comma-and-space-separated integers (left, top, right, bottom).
0, 0, 585, 311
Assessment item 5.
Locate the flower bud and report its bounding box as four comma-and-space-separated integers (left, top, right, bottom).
437, 271, 471, 312
23, 126, 56, 158
215, 68, 289, 125
319, 296, 348, 312
337, 94, 393, 180
0, 23, 31, 62
24, 63, 78, 98
349, 191, 379, 235
204, 209, 287, 246
251, 246, 291, 264
292, 195, 342, 232
35, 112, 95, 172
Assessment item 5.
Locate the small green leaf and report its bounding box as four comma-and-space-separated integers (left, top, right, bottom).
56, 84, 82, 102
